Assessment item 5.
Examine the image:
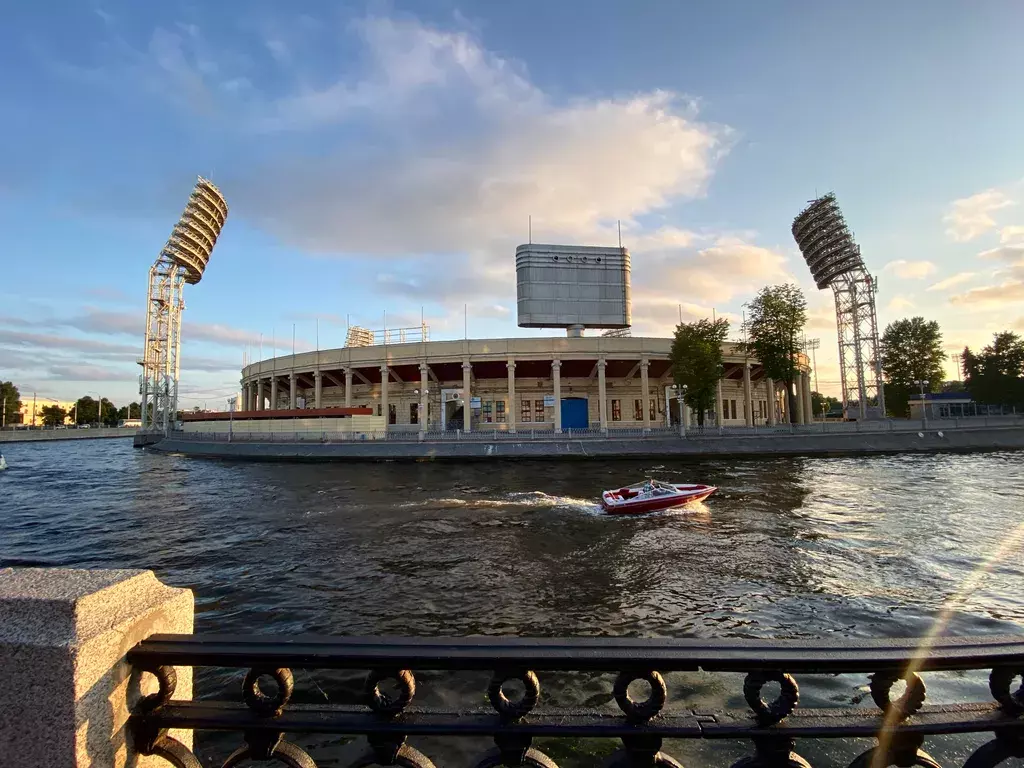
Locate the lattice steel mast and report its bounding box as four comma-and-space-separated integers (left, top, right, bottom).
792, 193, 885, 420
139, 177, 228, 433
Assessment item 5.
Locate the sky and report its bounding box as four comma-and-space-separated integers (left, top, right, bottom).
2, 1, 1023, 408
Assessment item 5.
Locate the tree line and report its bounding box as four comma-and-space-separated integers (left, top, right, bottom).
667, 283, 1024, 422
0, 382, 141, 427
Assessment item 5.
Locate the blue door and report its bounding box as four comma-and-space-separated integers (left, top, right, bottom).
561, 397, 589, 429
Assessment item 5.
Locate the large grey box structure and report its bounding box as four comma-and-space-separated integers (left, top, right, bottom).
516, 244, 631, 329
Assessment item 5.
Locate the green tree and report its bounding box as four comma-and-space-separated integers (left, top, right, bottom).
74, 396, 98, 425
745, 284, 808, 423
963, 332, 1024, 407
669, 318, 729, 426
1, 381, 21, 427
880, 317, 946, 417
811, 391, 840, 417
117, 402, 141, 420
39, 404, 68, 427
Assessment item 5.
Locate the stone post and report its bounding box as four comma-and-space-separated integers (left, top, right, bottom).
344, 369, 353, 408
794, 373, 805, 425
743, 364, 753, 427
597, 359, 608, 433
715, 378, 724, 427
380, 365, 390, 429
0, 568, 194, 768
767, 378, 776, 426
419, 362, 429, 436
506, 360, 516, 434
314, 370, 322, 409
552, 360, 562, 434
640, 359, 650, 433
462, 361, 472, 433
802, 372, 814, 423
270, 377, 278, 412
289, 373, 297, 410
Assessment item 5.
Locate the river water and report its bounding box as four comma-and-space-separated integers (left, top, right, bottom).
2, 440, 1022, 766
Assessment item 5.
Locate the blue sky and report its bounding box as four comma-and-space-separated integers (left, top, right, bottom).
2, 1, 1023, 406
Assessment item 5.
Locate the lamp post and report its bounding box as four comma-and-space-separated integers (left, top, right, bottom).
673, 384, 688, 438
915, 380, 928, 428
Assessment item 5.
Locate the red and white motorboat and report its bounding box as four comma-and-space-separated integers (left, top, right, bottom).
601, 479, 717, 515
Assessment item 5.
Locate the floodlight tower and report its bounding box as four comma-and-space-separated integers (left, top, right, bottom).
792, 193, 885, 420
139, 177, 228, 433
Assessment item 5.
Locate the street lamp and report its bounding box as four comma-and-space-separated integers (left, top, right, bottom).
672, 384, 688, 437
915, 380, 928, 428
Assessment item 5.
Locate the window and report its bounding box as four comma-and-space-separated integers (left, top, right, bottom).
377, 404, 382, 416
634, 399, 643, 421
722, 399, 728, 420
730, 399, 737, 420
410, 403, 419, 425
482, 401, 493, 423
496, 400, 506, 423
650, 399, 656, 421
611, 399, 621, 421
521, 399, 532, 422
534, 400, 545, 422
388, 403, 397, 425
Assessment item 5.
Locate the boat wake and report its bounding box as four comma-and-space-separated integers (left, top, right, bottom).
399, 491, 602, 515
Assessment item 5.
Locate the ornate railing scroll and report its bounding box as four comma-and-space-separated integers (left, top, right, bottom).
127, 634, 1024, 768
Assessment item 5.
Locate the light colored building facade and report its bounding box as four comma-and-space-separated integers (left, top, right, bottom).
240, 336, 814, 434
17, 399, 76, 426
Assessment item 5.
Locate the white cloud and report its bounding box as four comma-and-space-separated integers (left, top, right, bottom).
886, 295, 915, 312
950, 280, 1024, 308
944, 189, 1015, 242
882, 259, 936, 279
1000, 225, 1024, 244
226, 16, 728, 272
926, 272, 975, 292
978, 244, 1024, 264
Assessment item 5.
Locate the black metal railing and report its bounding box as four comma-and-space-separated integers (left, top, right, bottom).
128, 634, 1024, 768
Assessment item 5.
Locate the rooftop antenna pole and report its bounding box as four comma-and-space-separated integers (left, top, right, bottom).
678, 303, 682, 324
292, 323, 295, 358
529, 215, 532, 245
618, 219, 622, 249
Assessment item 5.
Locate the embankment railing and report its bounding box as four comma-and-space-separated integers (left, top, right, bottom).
128, 634, 1024, 768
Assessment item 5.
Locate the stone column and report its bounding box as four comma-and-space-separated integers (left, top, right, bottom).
314, 370, 322, 409
715, 377, 724, 426
242, 383, 250, 411
802, 372, 814, 423
552, 360, 562, 433
597, 358, 608, 433
270, 377, 278, 411
507, 359, 516, 434
640, 359, 650, 433
380, 365, 390, 428
419, 362, 429, 435
289, 373, 297, 410
462, 361, 472, 433
743, 364, 753, 427
767, 378, 776, 426
682, 395, 690, 428
0, 568, 194, 768
255, 378, 263, 411
344, 369, 353, 407
794, 373, 805, 424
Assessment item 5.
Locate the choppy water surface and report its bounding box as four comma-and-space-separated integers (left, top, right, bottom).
2, 441, 1022, 766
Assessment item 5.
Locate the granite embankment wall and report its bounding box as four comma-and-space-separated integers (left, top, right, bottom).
0, 427, 137, 443
148, 425, 1024, 462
